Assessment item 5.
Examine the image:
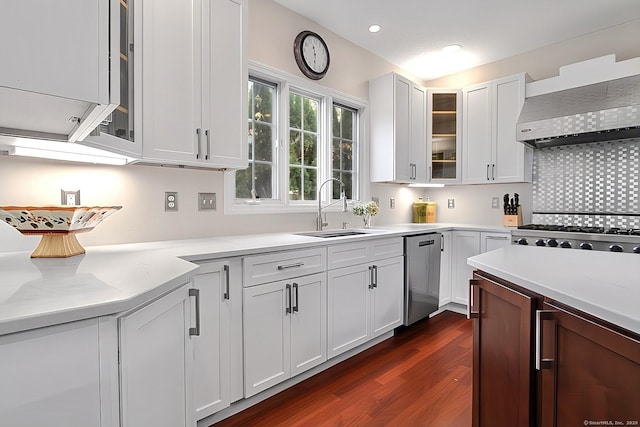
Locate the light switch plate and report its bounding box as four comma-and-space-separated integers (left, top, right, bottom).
491, 197, 500, 209
390, 197, 396, 209
198, 193, 216, 211
447, 198, 455, 209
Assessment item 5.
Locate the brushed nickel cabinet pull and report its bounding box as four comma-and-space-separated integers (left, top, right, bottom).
468, 279, 480, 319
196, 128, 202, 160
285, 284, 292, 314
535, 310, 556, 370
277, 262, 304, 270
189, 288, 200, 336
223, 264, 230, 300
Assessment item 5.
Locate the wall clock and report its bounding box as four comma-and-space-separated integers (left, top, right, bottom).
293, 30, 330, 80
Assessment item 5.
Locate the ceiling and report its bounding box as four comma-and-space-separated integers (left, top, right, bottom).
273, 0, 640, 81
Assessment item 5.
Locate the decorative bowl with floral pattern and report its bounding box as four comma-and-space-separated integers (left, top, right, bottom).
0, 206, 122, 258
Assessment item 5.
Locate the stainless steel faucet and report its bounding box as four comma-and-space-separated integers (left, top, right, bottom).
316, 178, 348, 231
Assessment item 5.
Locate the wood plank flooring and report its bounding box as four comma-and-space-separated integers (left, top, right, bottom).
212, 311, 472, 427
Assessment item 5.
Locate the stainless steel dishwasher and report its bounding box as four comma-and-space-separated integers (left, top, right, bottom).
403, 233, 442, 326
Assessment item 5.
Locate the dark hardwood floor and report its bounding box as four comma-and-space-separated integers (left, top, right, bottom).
213, 311, 472, 427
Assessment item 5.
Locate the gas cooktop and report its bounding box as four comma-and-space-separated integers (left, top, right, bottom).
512, 224, 640, 253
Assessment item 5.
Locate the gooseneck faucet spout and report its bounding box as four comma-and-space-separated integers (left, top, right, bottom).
316, 178, 347, 231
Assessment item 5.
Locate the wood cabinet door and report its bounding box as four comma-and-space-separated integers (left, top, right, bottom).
471, 274, 535, 427
539, 302, 640, 427
327, 264, 370, 358
290, 273, 327, 376
243, 281, 291, 397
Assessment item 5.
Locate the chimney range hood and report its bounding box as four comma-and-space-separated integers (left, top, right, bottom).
516, 55, 640, 148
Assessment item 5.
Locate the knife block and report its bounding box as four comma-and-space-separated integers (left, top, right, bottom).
503, 207, 522, 227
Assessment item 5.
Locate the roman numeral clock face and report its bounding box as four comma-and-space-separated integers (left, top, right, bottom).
294, 31, 330, 80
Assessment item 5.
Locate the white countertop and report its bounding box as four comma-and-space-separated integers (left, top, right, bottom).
468, 246, 640, 335
4, 223, 484, 335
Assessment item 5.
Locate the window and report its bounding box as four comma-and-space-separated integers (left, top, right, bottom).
288, 92, 319, 201
332, 104, 356, 200
236, 78, 277, 199
226, 64, 365, 214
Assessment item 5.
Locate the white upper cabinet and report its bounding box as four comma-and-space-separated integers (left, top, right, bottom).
370, 72, 427, 183
0, 0, 120, 142
140, 0, 247, 169
462, 73, 532, 184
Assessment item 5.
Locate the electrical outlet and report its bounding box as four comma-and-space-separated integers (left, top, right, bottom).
447, 198, 455, 209
390, 197, 396, 209
198, 193, 216, 211
491, 197, 500, 209
61, 190, 81, 206
165, 192, 178, 212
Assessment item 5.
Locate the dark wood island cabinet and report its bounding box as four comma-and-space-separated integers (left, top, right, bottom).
471, 270, 640, 427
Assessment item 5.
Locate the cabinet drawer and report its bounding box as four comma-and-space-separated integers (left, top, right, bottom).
327, 242, 370, 270
370, 237, 404, 261
243, 247, 326, 287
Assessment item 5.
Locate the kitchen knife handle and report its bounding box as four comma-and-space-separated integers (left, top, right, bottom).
223, 264, 230, 300
535, 310, 556, 370
189, 288, 201, 336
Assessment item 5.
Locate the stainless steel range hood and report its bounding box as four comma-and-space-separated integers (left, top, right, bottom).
516, 56, 640, 148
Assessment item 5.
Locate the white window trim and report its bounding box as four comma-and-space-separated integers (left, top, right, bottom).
224, 61, 370, 215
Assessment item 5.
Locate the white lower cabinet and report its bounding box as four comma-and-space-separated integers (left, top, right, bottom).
243, 272, 327, 398
192, 258, 242, 421
0, 318, 118, 427
327, 238, 404, 358
449, 230, 511, 306
439, 231, 452, 307
119, 283, 195, 427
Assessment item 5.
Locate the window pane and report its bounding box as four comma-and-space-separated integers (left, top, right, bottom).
247, 125, 254, 161
303, 97, 318, 132
303, 133, 317, 166
253, 83, 274, 124
289, 166, 302, 200
303, 168, 317, 200
341, 109, 353, 139
289, 130, 302, 165
235, 166, 253, 199
254, 163, 273, 199
332, 107, 341, 136
342, 172, 353, 199
254, 122, 272, 162
289, 93, 301, 128
341, 141, 353, 170
332, 138, 341, 170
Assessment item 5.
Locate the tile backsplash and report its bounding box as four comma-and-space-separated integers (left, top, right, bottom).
532, 138, 640, 229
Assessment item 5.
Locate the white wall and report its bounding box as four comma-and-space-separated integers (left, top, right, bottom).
1, 2, 638, 252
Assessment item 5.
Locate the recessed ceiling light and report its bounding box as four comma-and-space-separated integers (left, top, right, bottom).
442, 44, 462, 53
368, 24, 381, 33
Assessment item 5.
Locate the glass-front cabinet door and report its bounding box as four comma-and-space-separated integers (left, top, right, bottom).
83, 0, 141, 158
427, 89, 461, 183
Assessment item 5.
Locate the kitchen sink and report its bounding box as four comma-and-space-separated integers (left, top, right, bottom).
295, 230, 369, 238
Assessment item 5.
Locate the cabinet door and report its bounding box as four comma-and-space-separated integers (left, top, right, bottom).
327, 264, 370, 358
394, 75, 412, 182
428, 90, 462, 182
471, 275, 535, 427
439, 231, 452, 307
119, 284, 194, 427
493, 74, 531, 183
539, 302, 640, 427
203, 0, 247, 168
462, 83, 492, 183
481, 231, 511, 253
243, 281, 290, 397
0, 319, 112, 427
290, 273, 327, 376
192, 261, 230, 420
371, 256, 404, 337
452, 231, 481, 305
140, 0, 200, 163
410, 84, 427, 182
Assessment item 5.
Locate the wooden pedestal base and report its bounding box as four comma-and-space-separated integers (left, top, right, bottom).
31, 234, 86, 258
